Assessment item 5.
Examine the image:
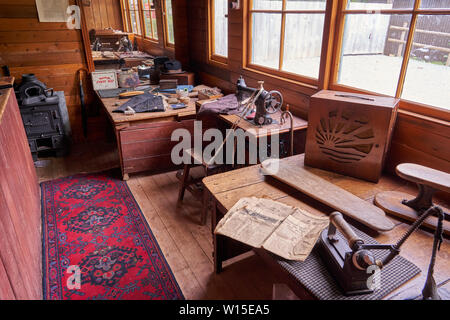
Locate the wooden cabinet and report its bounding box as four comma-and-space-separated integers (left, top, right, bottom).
0, 78, 42, 299
305, 90, 399, 182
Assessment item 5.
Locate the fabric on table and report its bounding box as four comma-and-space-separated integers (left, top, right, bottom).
113, 93, 165, 113
198, 94, 241, 115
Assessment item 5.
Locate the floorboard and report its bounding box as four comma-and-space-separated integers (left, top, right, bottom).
36, 144, 279, 299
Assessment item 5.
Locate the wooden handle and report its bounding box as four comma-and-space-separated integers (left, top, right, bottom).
330, 212, 363, 249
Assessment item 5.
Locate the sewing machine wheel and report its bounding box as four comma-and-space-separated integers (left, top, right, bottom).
264, 91, 283, 114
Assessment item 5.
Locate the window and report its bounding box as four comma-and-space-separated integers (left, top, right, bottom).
163, 0, 175, 47
128, 0, 142, 35
142, 0, 158, 40
209, 0, 229, 64
121, 0, 130, 32
247, 0, 327, 82
333, 0, 450, 111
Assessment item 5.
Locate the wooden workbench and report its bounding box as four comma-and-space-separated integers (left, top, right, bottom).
219, 111, 308, 139
99, 93, 196, 180
203, 154, 450, 300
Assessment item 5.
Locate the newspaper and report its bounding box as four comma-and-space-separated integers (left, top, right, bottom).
214, 197, 329, 261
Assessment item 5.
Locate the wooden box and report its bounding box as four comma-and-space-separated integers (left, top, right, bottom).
304, 90, 399, 182
160, 72, 195, 85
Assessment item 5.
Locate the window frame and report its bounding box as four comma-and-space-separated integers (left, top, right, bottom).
208, 0, 229, 66
243, 0, 450, 121
127, 0, 143, 36
245, 0, 327, 86
162, 0, 175, 49
328, 0, 450, 121
120, 0, 131, 32
141, 0, 159, 42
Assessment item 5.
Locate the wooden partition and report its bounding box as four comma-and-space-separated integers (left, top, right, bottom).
0, 0, 117, 144
0, 79, 41, 299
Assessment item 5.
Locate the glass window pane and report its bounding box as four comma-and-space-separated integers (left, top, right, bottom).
143, 11, 152, 37
282, 13, 325, 79
286, 0, 326, 11
151, 10, 158, 39
142, 0, 150, 10
251, 13, 282, 69
346, 0, 415, 10
420, 0, 450, 9
402, 15, 450, 110
129, 0, 137, 10
165, 0, 175, 44
337, 14, 411, 96
130, 10, 137, 33
214, 0, 228, 57
253, 0, 283, 10
135, 10, 142, 35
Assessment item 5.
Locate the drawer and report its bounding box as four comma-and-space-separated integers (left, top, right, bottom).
120, 119, 195, 143
123, 154, 176, 174
121, 138, 179, 160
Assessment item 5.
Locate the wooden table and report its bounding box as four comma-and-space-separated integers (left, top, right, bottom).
218, 111, 308, 139
203, 154, 450, 299
99, 93, 196, 180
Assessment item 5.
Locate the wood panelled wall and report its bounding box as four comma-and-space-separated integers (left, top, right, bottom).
0, 84, 41, 300
84, 0, 123, 31
0, 0, 111, 144
183, 0, 449, 174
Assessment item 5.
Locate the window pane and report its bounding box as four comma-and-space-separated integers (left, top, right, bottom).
251, 13, 282, 69
129, 0, 137, 10
151, 10, 158, 39
135, 10, 142, 35
337, 14, 411, 96
286, 0, 326, 11
142, 0, 150, 10
346, 0, 415, 10
165, 0, 175, 44
214, 0, 228, 57
253, 0, 283, 10
130, 10, 137, 33
402, 15, 450, 110
420, 0, 450, 9
143, 11, 152, 37
282, 14, 325, 79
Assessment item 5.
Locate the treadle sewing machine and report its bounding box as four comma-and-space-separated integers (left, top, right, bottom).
236, 76, 283, 126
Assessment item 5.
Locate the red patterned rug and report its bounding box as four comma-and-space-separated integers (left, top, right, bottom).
41, 172, 184, 300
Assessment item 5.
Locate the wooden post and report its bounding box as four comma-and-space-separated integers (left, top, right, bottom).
397, 22, 408, 57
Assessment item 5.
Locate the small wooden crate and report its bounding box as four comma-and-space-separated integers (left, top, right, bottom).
160, 72, 195, 85
304, 90, 399, 182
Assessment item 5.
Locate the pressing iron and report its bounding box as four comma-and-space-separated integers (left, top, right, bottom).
318, 207, 445, 297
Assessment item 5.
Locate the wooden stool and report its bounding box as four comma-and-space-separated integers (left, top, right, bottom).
375, 163, 450, 235
177, 148, 222, 225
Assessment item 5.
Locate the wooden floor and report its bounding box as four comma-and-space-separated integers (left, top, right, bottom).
36, 142, 283, 300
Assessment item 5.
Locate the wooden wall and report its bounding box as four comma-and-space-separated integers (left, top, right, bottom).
84, 0, 123, 31
0, 83, 41, 300
0, 0, 112, 144
183, 0, 449, 174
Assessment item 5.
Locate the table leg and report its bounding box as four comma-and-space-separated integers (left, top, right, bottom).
211, 199, 223, 274
122, 173, 129, 181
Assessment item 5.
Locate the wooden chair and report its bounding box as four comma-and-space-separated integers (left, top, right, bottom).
177, 148, 223, 225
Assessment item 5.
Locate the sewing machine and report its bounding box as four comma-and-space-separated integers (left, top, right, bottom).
236, 76, 283, 126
